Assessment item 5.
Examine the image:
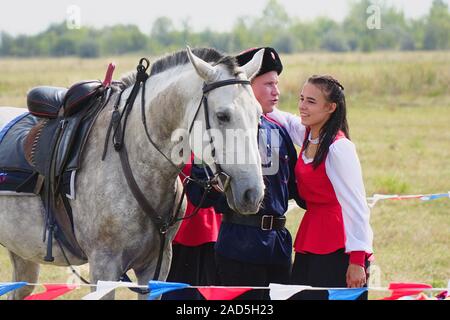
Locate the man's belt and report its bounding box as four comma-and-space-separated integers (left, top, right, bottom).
222, 214, 286, 231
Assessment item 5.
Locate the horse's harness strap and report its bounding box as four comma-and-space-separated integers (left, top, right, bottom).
108, 59, 170, 232
202, 79, 250, 94
105, 59, 174, 282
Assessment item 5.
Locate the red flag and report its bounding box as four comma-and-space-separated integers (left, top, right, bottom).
25, 284, 77, 300
197, 287, 252, 300
382, 282, 432, 300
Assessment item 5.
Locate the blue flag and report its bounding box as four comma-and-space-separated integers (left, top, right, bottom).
427, 193, 449, 200
148, 280, 189, 300
328, 288, 368, 300
0, 282, 28, 296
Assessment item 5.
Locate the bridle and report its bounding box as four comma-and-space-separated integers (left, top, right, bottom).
187, 78, 252, 193
102, 58, 251, 286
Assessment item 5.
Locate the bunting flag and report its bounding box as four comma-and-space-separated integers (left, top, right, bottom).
197, 287, 252, 300
367, 192, 449, 208
82, 281, 140, 300
25, 284, 77, 300
382, 282, 432, 300
148, 280, 189, 300
288, 191, 450, 212
269, 283, 311, 300
0, 280, 448, 300
0, 282, 27, 296
435, 290, 449, 300
328, 288, 368, 300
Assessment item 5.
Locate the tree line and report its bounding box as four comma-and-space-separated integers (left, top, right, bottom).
0, 0, 448, 58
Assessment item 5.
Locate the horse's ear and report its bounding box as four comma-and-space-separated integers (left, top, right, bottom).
186, 46, 217, 82
240, 48, 264, 81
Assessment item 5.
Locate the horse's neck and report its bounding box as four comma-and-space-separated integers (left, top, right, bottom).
123, 66, 201, 184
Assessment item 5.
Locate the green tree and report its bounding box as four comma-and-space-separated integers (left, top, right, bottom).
260, 0, 290, 30
100, 25, 147, 55
320, 29, 350, 52
230, 17, 254, 52
0, 0, 448, 57
151, 17, 175, 47
376, 7, 408, 50
78, 40, 99, 58
343, 0, 378, 52
0, 32, 15, 56
273, 33, 296, 53
423, 0, 450, 50
51, 37, 77, 56
253, 0, 291, 46
289, 20, 320, 51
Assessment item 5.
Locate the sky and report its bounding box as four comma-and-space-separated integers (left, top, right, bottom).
0, 0, 441, 36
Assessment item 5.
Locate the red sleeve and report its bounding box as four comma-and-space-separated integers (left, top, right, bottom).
349, 251, 366, 267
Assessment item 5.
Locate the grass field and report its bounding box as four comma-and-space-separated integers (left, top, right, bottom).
0, 51, 449, 299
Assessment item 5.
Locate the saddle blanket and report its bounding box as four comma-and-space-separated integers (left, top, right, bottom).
0, 113, 75, 198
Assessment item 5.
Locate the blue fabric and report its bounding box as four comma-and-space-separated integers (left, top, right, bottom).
186, 116, 301, 265
0, 113, 38, 172
0, 112, 29, 145
148, 280, 189, 300
328, 288, 368, 300
0, 282, 28, 296
427, 193, 449, 200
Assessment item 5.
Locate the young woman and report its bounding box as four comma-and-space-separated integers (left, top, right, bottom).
268, 75, 373, 300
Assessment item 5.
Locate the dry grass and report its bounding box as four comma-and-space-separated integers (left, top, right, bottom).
0, 51, 449, 299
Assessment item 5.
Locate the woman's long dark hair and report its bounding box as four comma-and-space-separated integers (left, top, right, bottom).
303, 75, 349, 169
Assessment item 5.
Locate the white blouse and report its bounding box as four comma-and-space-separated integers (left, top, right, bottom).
268, 108, 373, 253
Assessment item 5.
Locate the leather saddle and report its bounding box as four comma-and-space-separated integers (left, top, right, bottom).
24, 81, 104, 175
21, 80, 110, 261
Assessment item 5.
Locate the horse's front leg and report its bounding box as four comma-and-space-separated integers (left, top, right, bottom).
88, 251, 124, 300
134, 242, 173, 300
7, 250, 40, 300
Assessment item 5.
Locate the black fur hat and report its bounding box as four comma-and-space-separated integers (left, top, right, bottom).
236, 47, 283, 77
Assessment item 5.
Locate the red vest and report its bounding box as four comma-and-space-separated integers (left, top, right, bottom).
173, 162, 222, 247
294, 131, 346, 254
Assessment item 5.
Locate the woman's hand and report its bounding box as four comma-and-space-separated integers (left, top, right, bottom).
346, 264, 367, 288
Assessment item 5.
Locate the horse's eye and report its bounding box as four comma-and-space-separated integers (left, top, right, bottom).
216, 112, 230, 123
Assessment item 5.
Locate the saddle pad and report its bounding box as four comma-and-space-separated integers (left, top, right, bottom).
0, 112, 38, 172
0, 168, 73, 197
0, 170, 36, 193
0, 111, 30, 145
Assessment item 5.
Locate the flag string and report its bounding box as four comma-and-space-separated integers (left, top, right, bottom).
16, 282, 448, 292
287, 191, 449, 212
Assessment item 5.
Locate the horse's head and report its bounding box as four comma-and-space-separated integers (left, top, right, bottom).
186, 47, 265, 215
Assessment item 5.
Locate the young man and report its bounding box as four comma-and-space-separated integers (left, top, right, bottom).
186, 47, 305, 300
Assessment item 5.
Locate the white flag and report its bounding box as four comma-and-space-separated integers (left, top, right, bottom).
269, 283, 312, 300
82, 281, 140, 300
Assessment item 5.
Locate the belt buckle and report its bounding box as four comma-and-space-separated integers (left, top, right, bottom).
261, 215, 273, 231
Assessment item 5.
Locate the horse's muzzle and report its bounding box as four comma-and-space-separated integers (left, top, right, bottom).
231, 185, 264, 215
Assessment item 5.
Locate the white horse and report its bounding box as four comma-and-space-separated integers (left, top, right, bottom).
0, 47, 265, 299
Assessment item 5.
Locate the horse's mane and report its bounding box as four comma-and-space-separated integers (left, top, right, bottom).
119, 48, 239, 88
